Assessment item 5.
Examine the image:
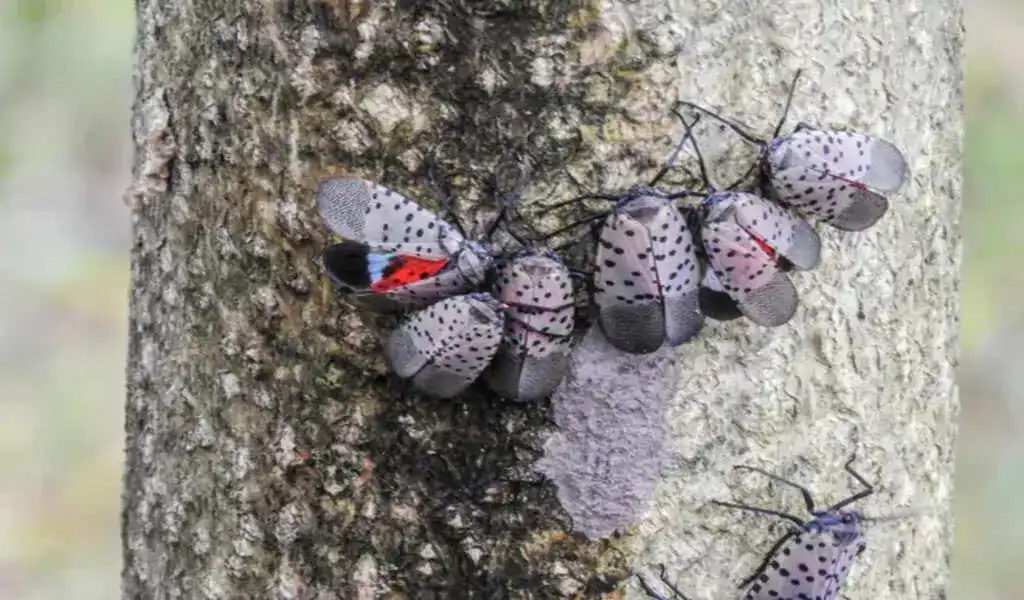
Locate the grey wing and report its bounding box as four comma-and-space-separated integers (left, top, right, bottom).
484, 329, 572, 402
731, 192, 821, 270
823, 536, 867, 600
702, 219, 798, 327
744, 532, 841, 600
493, 252, 576, 338
648, 204, 703, 345
316, 178, 462, 257
487, 255, 574, 400
594, 213, 665, 354
384, 301, 449, 378
408, 295, 504, 399
768, 129, 906, 231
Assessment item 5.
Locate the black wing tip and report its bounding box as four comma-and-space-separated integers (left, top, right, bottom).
698, 287, 744, 322
827, 198, 890, 232
323, 241, 373, 288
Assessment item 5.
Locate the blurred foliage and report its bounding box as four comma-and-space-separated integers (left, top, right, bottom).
0, 1, 1014, 599
1, 1, 132, 600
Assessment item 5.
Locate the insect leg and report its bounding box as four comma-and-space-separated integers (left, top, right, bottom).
425, 153, 469, 238
736, 530, 797, 590
770, 69, 804, 139
636, 572, 672, 600
648, 112, 702, 188
657, 563, 692, 599
669, 108, 714, 193
484, 165, 534, 245
830, 455, 876, 511
732, 464, 818, 514
536, 211, 608, 245
674, 101, 765, 147
710, 499, 806, 528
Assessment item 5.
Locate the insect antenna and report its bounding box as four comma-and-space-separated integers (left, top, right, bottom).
635, 571, 671, 599
710, 499, 807, 528
636, 563, 692, 600
771, 69, 804, 140
485, 165, 535, 247
674, 101, 765, 148
668, 108, 715, 196
829, 455, 876, 511
732, 464, 818, 514
859, 510, 923, 524
535, 211, 608, 246
425, 150, 469, 238
648, 112, 703, 188
536, 191, 621, 217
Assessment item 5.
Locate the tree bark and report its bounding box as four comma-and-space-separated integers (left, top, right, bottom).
124, 1, 962, 599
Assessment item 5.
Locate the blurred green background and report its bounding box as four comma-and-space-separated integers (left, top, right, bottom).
0, 1, 1003, 599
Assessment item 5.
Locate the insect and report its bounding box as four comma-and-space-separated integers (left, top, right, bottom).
384, 292, 506, 399
317, 173, 497, 312
713, 456, 875, 600
696, 190, 821, 327
482, 249, 576, 401
540, 115, 706, 355
668, 110, 822, 328
322, 164, 577, 400
679, 70, 908, 232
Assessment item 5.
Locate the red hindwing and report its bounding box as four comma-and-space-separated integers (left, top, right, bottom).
370, 255, 450, 292
749, 235, 777, 260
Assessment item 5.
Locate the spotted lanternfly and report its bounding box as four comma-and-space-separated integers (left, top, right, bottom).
763, 126, 907, 231
539, 115, 707, 355
591, 191, 704, 354
713, 457, 875, 600
679, 70, 908, 232
317, 177, 493, 311
482, 249, 575, 401
384, 292, 506, 399
697, 190, 821, 327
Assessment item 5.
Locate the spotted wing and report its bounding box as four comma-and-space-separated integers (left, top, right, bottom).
385, 294, 504, 399
485, 252, 575, 401
593, 212, 664, 354
767, 129, 907, 231
316, 177, 463, 257
648, 204, 703, 345
822, 535, 867, 600
743, 530, 854, 600
730, 192, 821, 271
701, 199, 798, 327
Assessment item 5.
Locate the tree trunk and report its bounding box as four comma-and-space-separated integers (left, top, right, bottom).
124, 1, 962, 599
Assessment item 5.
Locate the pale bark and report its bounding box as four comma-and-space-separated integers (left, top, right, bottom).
124, 1, 962, 599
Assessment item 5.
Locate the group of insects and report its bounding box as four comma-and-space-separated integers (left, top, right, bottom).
315, 71, 908, 599
316, 71, 908, 403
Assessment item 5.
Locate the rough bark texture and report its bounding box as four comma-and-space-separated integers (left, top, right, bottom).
124, 1, 962, 599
